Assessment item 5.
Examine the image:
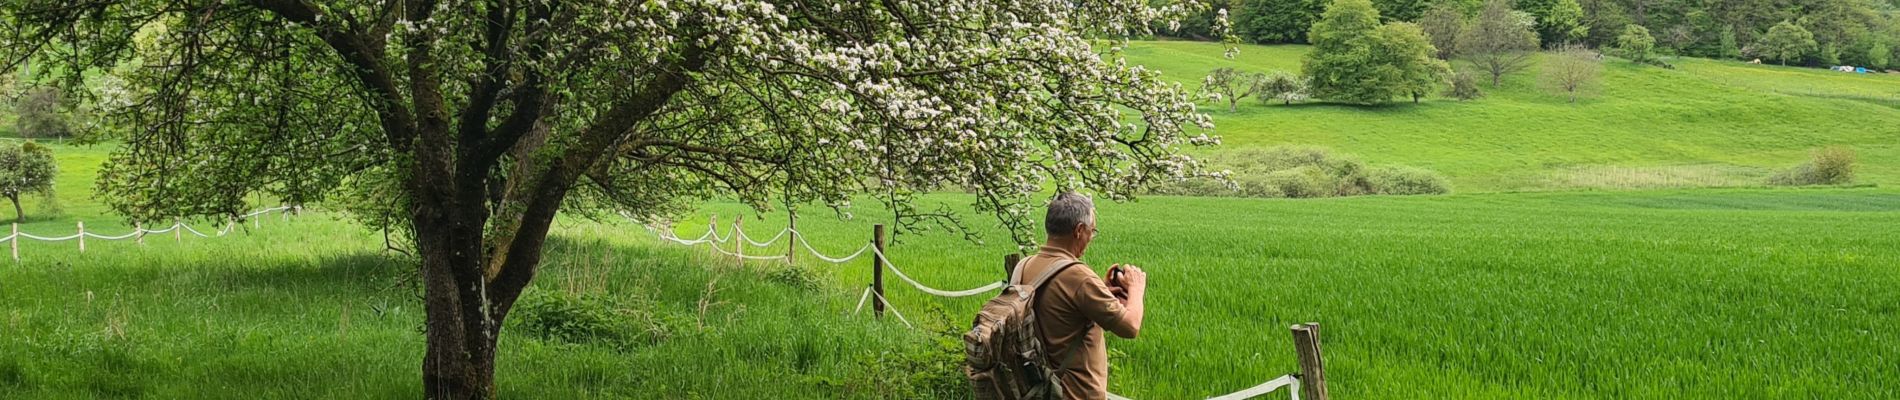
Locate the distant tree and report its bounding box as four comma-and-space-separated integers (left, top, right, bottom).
1159, 0, 1235, 40
1612, 24, 1656, 63
1258, 71, 1310, 104
0, 142, 56, 222
1755, 21, 1818, 65
1816, 42, 1841, 66
1458, 0, 1541, 86
14, 87, 70, 139
1715, 28, 1743, 60
1419, 2, 1468, 59
1304, 0, 1397, 103
1372, 0, 1432, 21
1541, 45, 1601, 102
1373, 22, 1452, 103
1445, 69, 1486, 100
1235, 0, 1328, 43
1870, 41, 1892, 69
1201, 67, 1267, 111
1542, 0, 1589, 45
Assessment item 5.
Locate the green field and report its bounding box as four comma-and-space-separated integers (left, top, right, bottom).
5, 40, 1900, 399
1118, 40, 1900, 191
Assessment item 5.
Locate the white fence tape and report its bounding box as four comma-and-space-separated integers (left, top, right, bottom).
4, 207, 299, 261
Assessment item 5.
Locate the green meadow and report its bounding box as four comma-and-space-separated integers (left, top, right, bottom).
4, 40, 1899, 399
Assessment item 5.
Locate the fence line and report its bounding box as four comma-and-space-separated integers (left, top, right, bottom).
640, 216, 1325, 400
3, 206, 300, 262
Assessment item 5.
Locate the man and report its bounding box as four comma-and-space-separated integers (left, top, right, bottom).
1014, 192, 1148, 399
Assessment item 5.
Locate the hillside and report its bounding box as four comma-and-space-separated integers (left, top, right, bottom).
1116, 40, 1900, 191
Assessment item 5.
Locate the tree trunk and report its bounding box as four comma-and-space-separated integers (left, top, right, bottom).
9, 195, 20, 223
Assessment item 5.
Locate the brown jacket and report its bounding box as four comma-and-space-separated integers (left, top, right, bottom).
1015, 246, 1132, 400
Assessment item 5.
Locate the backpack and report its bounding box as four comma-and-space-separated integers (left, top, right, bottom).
964, 258, 1082, 400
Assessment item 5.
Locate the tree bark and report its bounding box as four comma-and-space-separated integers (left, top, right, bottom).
9, 195, 20, 223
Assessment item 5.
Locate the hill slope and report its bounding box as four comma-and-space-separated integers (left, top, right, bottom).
1117, 40, 1900, 191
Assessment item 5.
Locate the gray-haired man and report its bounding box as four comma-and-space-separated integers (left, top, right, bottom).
1012, 192, 1148, 399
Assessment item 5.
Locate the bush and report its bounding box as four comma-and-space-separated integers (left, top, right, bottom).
1147, 146, 1451, 198
1445, 70, 1484, 101
1367, 165, 1453, 194
511, 290, 676, 349
1769, 146, 1856, 186
766, 263, 824, 292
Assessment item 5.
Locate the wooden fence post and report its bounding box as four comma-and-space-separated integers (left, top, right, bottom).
135, 222, 145, 246
10, 223, 18, 262
734, 215, 745, 268
1002, 253, 1021, 284
1292, 323, 1329, 400
707, 215, 718, 256
77, 221, 86, 253
173, 218, 182, 242
786, 211, 797, 263
872, 224, 886, 318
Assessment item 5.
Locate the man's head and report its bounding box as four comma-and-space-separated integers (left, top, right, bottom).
1044, 192, 1097, 256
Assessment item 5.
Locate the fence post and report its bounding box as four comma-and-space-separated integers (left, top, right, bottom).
872, 224, 886, 318
173, 217, 182, 242
135, 222, 145, 246
1002, 253, 1021, 284
77, 221, 86, 253
10, 223, 17, 262
1292, 323, 1329, 400
707, 215, 718, 256
786, 211, 797, 263
734, 215, 745, 268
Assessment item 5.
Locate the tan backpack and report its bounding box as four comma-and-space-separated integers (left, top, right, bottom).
964, 258, 1082, 400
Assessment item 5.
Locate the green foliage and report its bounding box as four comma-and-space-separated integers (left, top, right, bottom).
1755, 21, 1819, 65
12, 87, 70, 139
1303, 0, 1390, 103
1613, 25, 1656, 63
1444, 69, 1485, 100
1540, 0, 1588, 45
1233, 0, 1328, 43
1769, 146, 1857, 186
1257, 71, 1310, 104
1458, 0, 1541, 86
1870, 42, 1892, 70
1419, 2, 1468, 59
1372, 22, 1453, 103
1151, 146, 1451, 197
1715, 28, 1743, 60
765, 263, 825, 292
0, 141, 57, 222
511, 290, 677, 350
1366, 165, 1455, 194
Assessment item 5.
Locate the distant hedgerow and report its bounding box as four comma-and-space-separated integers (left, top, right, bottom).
1149, 146, 1451, 198
1769, 146, 1856, 186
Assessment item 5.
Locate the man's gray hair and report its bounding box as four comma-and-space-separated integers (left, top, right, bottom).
1044, 192, 1096, 237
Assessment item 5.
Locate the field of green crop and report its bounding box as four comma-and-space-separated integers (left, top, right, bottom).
3, 40, 1898, 399
1117, 40, 1900, 191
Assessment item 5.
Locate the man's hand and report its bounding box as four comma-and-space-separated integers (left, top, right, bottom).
1108, 264, 1147, 296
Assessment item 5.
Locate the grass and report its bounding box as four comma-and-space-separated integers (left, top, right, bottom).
1116, 40, 1900, 191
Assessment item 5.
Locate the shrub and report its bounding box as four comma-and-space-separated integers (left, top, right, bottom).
1769, 146, 1856, 186
1445, 70, 1484, 101
766, 263, 824, 292
1367, 165, 1453, 194
1147, 146, 1452, 198
511, 290, 675, 349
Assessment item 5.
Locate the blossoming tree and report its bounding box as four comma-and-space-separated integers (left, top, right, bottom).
1, 0, 1220, 397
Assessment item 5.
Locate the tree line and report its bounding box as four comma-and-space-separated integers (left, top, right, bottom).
1167, 0, 1900, 68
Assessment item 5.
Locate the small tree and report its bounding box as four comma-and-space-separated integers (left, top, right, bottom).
1374, 22, 1451, 103
1303, 0, 1395, 103
1201, 67, 1266, 111
1458, 0, 1540, 86
1755, 21, 1817, 65
1870, 41, 1892, 70
0, 142, 56, 222
1419, 2, 1467, 60
1541, 0, 1589, 46
1613, 25, 1656, 63
14, 87, 70, 139
1445, 69, 1485, 100
1541, 45, 1602, 103
1258, 71, 1309, 105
